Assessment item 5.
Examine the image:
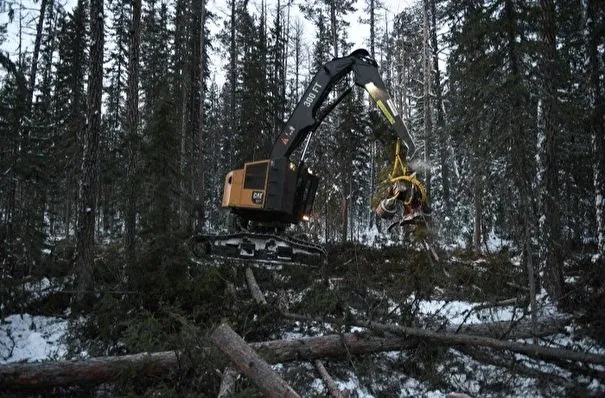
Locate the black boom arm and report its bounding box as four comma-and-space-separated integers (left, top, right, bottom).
270, 49, 416, 160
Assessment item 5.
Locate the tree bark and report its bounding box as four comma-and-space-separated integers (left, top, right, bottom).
0, 332, 417, 390
0, 315, 586, 392
283, 312, 602, 365
0, 351, 181, 391
76, 0, 104, 299
539, 0, 564, 300
211, 324, 301, 398
245, 267, 267, 305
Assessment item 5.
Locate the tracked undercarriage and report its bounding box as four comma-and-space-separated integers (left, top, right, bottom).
189, 226, 326, 268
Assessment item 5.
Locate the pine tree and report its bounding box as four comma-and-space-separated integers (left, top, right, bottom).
430, 0, 451, 223
75, 0, 104, 300
51, 1, 88, 238
586, 0, 605, 258
125, 0, 141, 268
538, 0, 564, 299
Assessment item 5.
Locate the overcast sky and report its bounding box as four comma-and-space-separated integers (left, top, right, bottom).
1, 0, 413, 86
205, 0, 413, 85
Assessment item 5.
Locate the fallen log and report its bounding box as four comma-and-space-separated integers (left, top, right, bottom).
282, 312, 605, 365
471, 297, 526, 311
282, 312, 568, 340
0, 315, 579, 391
0, 332, 416, 390
0, 351, 181, 390
211, 324, 300, 398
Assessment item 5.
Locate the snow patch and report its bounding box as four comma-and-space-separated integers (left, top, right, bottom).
1, 314, 67, 364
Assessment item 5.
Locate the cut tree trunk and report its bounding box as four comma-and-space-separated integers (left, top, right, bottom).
0, 312, 571, 390
0, 332, 416, 390
211, 324, 300, 397
245, 267, 267, 305
281, 311, 568, 340
282, 312, 604, 365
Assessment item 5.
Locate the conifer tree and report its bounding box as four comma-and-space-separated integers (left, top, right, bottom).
51, 1, 88, 238
125, 0, 141, 268
76, 0, 104, 299
587, 0, 605, 257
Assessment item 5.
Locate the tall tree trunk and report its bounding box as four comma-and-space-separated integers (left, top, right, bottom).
368, 0, 377, 228
125, 0, 141, 269
76, 0, 104, 300
504, 0, 537, 335
430, 0, 449, 215
28, 0, 49, 104
229, 0, 237, 145
369, 0, 375, 57
422, 0, 432, 194
174, 0, 189, 228
587, 0, 605, 258
539, 0, 564, 300
273, 0, 283, 141
330, 2, 338, 58
195, 0, 207, 229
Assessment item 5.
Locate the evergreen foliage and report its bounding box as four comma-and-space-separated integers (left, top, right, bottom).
0, 2, 604, 393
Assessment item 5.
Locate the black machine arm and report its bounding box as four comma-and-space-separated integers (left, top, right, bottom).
270, 49, 416, 160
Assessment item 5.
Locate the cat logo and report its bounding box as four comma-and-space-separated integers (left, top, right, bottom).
252, 191, 264, 204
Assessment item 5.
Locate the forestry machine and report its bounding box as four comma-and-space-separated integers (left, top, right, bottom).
190, 49, 428, 267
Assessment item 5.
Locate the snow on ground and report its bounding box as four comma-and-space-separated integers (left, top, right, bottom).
0, 314, 67, 364
410, 296, 524, 325
22, 276, 69, 301
1, 278, 604, 396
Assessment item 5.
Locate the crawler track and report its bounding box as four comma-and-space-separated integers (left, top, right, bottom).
189, 231, 327, 268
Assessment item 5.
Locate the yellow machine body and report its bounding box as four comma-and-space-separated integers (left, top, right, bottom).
222, 160, 270, 209
221, 157, 318, 225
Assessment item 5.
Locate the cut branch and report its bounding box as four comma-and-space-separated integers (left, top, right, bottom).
455, 346, 569, 386
314, 360, 342, 398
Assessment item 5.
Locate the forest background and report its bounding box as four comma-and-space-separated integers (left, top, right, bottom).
1, 0, 603, 300
1, 0, 605, 395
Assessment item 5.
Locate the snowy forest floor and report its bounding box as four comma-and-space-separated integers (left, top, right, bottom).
1, 238, 605, 397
